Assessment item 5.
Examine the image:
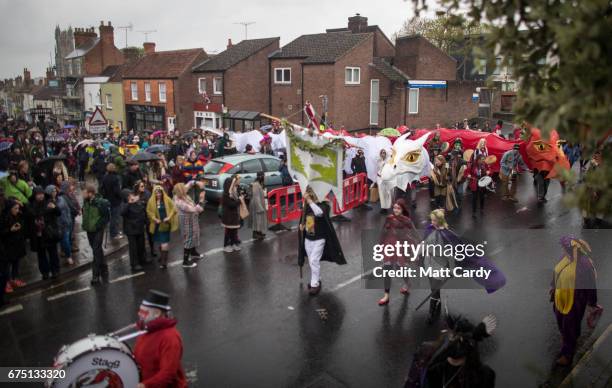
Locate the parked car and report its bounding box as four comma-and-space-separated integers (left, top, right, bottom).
201, 154, 286, 202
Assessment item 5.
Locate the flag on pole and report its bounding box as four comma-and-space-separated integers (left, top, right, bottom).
285, 124, 344, 205
303, 102, 320, 132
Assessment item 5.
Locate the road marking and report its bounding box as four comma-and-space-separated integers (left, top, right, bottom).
109, 272, 145, 283
489, 247, 504, 256
0, 304, 23, 316
47, 287, 90, 301
561, 323, 612, 387
330, 269, 373, 293
516, 206, 529, 213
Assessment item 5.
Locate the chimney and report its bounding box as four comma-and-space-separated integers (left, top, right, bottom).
143, 42, 156, 55
227, 38, 233, 49
46, 67, 56, 85
23, 68, 31, 83
74, 26, 97, 48
122, 47, 143, 63
348, 13, 368, 33
99, 20, 115, 46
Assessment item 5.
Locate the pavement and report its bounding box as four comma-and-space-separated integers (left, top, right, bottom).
0, 169, 610, 387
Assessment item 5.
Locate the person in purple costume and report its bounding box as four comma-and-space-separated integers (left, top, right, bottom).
421, 209, 506, 324
550, 236, 602, 366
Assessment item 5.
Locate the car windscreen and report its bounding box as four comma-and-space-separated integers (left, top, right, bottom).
203, 160, 225, 174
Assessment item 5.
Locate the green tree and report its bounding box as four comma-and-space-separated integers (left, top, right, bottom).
408, 0, 612, 218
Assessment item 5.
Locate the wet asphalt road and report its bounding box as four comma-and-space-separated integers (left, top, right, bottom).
0, 172, 610, 388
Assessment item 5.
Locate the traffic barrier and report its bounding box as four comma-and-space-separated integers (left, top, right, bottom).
331, 173, 369, 218
265, 173, 370, 229
266, 183, 302, 230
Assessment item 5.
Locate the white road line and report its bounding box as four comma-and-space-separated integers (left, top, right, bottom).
489, 247, 504, 256
109, 272, 145, 283
47, 287, 90, 301
0, 304, 23, 316
330, 269, 373, 293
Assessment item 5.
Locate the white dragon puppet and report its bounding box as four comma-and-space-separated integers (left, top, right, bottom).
380, 133, 432, 191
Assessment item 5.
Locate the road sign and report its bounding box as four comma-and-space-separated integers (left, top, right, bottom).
88, 107, 108, 134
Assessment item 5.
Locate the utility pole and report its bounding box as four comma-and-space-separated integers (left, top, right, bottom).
117, 23, 133, 48
137, 30, 157, 41
234, 22, 255, 40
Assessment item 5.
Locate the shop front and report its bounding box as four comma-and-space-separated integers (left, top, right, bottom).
126, 104, 166, 131
193, 102, 223, 129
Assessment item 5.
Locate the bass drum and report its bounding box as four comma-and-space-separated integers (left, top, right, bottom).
48, 335, 139, 388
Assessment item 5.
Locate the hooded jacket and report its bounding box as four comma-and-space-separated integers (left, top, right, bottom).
133, 317, 187, 388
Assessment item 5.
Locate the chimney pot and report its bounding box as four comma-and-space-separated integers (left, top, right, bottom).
227, 38, 233, 49
143, 42, 156, 55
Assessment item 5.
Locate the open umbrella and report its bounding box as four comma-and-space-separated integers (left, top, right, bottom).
45, 134, 66, 143
63, 124, 76, 129
151, 130, 165, 137
379, 127, 401, 137
76, 139, 95, 148
147, 144, 170, 154
0, 141, 13, 152
260, 124, 273, 132
181, 131, 199, 139
128, 151, 161, 163
141, 128, 155, 134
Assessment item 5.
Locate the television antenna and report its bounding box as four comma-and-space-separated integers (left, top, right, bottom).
233, 22, 255, 40
117, 23, 133, 48
137, 30, 157, 41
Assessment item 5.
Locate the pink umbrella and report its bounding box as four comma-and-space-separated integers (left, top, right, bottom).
152, 130, 165, 137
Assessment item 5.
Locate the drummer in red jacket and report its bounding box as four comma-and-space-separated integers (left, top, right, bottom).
466, 154, 491, 218
134, 290, 187, 388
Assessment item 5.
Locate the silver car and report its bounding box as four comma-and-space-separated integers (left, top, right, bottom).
201, 154, 285, 201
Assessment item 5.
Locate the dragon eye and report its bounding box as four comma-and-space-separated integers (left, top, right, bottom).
533, 141, 549, 152
402, 151, 421, 163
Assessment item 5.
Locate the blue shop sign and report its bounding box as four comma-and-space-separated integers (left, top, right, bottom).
407, 80, 447, 89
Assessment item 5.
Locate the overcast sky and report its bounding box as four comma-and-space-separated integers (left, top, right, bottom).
0, 0, 430, 79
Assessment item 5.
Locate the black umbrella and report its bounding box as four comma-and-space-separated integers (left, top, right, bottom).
128, 151, 161, 163
0, 141, 13, 152
181, 131, 199, 139
141, 128, 155, 134
146, 144, 170, 154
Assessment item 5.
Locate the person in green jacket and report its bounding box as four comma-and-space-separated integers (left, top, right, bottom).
82, 184, 111, 285
0, 171, 32, 204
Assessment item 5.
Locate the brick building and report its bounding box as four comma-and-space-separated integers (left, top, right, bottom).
191, 37, 280, 131
61, 21, 124, 125
122, 44, 207, 131
269, 14, 497, 130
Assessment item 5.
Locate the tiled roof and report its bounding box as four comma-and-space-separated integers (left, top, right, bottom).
100, 65, 121, 77
33, 86, 65, 100
193, 38, 279, 72
65, 39, 99, 59
271, 32, 371, 64
370, 57, 409, 82
123, 48, 205, 79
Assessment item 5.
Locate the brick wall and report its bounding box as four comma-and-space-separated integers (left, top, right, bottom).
395, 36, 456, 81
225, 40, 279, 113
175, 51, 208, 131
372, 28, 395, 58
302, 64, 335, 127
371, 69, 406, 128
122, 79, 175, 117
270, 59, 304, 122
83, 41, 124, 76
404, 81, 483, 128
333, 36, 375, 129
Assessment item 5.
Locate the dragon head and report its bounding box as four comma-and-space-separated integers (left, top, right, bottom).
380, 133, 431, 189
525, 128, 570, 179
